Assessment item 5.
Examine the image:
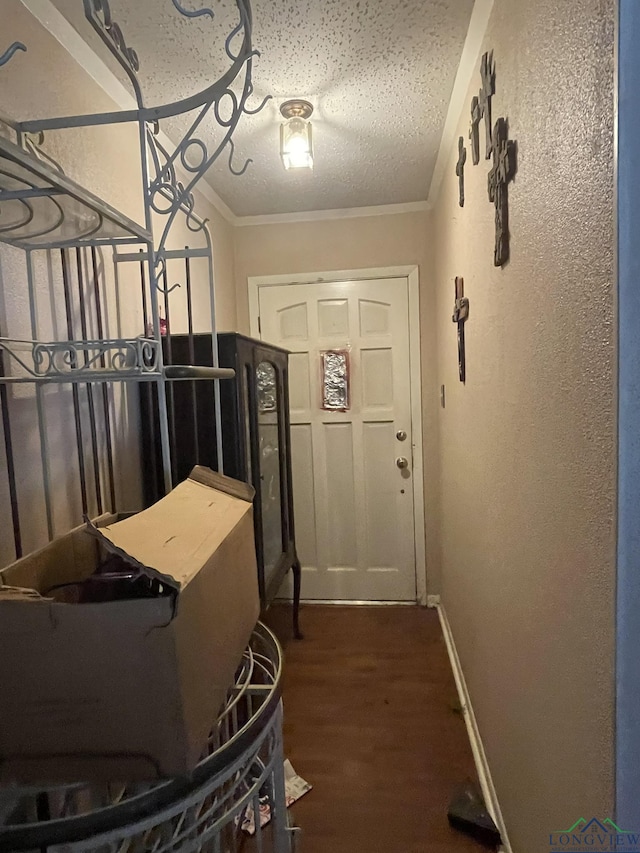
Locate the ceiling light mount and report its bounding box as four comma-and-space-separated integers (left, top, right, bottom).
280, 99, 314, 170
279, 99, 314, 121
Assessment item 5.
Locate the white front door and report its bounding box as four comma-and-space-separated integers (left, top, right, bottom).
258, 277, 416, 601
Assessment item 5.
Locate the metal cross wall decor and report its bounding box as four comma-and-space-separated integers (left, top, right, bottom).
456, 136, 466, 207
452, 276, 469, 383
487, 117, 517, 267
469, 95, 481, 165
479, 51, 496, 160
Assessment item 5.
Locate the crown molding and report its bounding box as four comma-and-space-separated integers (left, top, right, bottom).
427, 0, 494, 207
234, 199, 431, 227
18, 0, 237, 224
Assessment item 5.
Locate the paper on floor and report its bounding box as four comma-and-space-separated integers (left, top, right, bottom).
238, 759, 312, 835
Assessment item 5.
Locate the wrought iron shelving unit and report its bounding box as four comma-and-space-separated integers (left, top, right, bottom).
0, 0, 268, 562
0, 11, 297, 852
0, 623, 293, 853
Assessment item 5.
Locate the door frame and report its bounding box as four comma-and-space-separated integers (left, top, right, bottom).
247, 265, 427, 605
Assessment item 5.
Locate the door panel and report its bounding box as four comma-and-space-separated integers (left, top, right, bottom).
324, 422, 358, 568
290, 423, 317, 567
259, 278, 415, 601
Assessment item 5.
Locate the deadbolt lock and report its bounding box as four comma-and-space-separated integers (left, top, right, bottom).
396, 430, 407, 441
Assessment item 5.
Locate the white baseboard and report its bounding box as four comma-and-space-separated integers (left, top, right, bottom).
427, 594, 441, 608
436, 602, 513, 853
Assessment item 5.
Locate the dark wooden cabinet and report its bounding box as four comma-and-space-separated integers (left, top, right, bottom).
141, 333, 301, 636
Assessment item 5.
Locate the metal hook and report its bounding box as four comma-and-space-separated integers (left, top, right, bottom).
225, 20, 243, 61
244, 93, 272, 116
156, 280, 181, 295
171, 0, 214, 20
154, 255, 180, 296
0, 42, 27, 68
227, 139, 251, 177
187, 215, 208, 234
180, 190, 204, 233
185, 203, 205, 232
154, 255, 182, 295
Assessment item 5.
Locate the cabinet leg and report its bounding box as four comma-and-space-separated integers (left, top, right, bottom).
292, 557, 303, 640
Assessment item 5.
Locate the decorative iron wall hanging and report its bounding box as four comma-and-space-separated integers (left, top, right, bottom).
479, 50, 496, 160
456, 136, 466, 207
487, 117, 517, 267
466, 50, 518, 267
451, 277, 469, 383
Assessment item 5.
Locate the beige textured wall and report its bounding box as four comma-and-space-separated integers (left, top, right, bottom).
233, 212, 442, 591
432, 0, 616, 847
233, 213, 430, 333
210, 213, 237, 331
0, 1, 236, 565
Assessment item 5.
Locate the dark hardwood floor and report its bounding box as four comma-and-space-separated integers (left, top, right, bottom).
264, 604, 486, 853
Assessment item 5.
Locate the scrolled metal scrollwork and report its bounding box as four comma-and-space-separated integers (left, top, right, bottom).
137, 339, 160, 371
76, 0, 269, 294
32, 339, 159, 376
149, 180, 181, 216
83, 0, 142, 105
179, 138, 208, 174
0, 338, 160, 380
76, 0, 270, 244
108, 345, 130, 372
146, 0, 271, 261
146, 128, 211, 249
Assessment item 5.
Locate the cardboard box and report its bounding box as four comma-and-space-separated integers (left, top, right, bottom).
0, 466, 259, 784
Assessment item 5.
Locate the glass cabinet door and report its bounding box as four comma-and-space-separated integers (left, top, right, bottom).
256, 361, 283, 580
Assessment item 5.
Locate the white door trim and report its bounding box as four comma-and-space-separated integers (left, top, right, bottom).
247, 265, 427, 605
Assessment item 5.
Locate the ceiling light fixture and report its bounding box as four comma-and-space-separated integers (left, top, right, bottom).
279, 99, 314, 170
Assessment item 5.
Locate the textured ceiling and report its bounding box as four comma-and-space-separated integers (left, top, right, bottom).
50, 0, 474, 216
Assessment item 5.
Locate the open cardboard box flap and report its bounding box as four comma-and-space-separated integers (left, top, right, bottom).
86, 466, 255, 592
0, 466, 260, 782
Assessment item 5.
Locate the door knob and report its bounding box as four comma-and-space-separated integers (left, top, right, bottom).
396, 456, 409, 469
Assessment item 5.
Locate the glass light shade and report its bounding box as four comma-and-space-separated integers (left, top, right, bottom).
280, 117, 313, 170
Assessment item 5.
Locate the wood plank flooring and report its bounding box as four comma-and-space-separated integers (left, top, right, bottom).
264, 605, 486, 853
